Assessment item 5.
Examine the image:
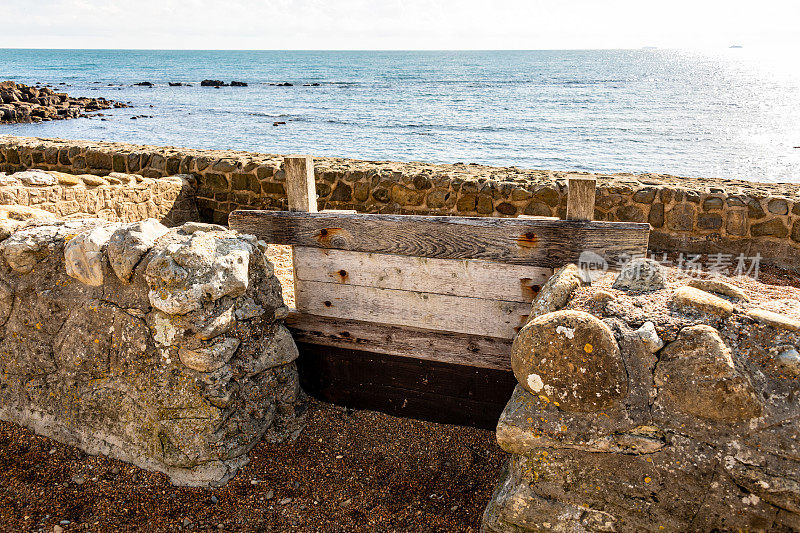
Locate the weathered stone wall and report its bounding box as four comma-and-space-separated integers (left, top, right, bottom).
0, 217, 303, 487
1, 135, 799, 269
482, 261, 800, 531
0, 168, 198, 226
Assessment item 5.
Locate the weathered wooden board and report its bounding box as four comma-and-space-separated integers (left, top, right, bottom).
295, 342, 518, 429
229, 210, 650, 268
295, 281, 530, 339
286, 313, 513, 370
293, 247, 552, 303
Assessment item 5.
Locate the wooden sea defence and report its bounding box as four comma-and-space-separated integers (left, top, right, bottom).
230, 156, 650, 428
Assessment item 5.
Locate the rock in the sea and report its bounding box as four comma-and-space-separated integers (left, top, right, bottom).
0, 220, 302, 487
527, 263, 587, 320
201, 80, 227, 87
0, 80, 128, 124
511, 310, 626, 411
612, 257, 666, 291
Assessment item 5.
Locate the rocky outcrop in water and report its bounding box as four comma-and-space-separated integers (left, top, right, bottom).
0, 217, 303, 486
200, 80, 248, 87
483, 265, 800, 532
0, 81, 129, 124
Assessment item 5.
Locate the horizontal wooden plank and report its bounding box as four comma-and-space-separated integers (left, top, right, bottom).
286, 313, 513, 370
293, 247, 552, 303
295, 281, 530, 339
229, 210, 650, 268
295, 342, 517, 429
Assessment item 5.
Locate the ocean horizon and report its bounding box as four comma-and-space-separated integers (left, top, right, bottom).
2, 48, 799, 183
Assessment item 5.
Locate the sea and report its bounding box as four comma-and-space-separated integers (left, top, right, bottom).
1, 49, 799, 183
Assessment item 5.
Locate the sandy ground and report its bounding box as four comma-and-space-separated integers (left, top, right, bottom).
264, 245, 295, 308
0, 399, 504, 532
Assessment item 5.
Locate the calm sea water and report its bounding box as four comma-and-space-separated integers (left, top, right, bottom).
1, 49, 799, 182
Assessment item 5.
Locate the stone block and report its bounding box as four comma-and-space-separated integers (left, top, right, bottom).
523, 201, 551, 217
697, 213, 722, 230
702, 197, 724, 210
616, 204, 645, 222
648, 202, 664, 228
495, 202, 517, 216
726, 210, 747, 236
748, 198, 766, 219
330, 182, 354, 203
750, 218, 788, 238
0, 220, 303, 487
665, 203, 695, 232
767, 198, 789, 215
484, 276, 800, 532
632, 188, 656, 204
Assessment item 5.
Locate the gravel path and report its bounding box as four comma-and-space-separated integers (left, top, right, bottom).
0, 399, 505, 532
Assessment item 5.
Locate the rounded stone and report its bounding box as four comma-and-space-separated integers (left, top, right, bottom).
750, 218, 788, 238
654, 325, 761, 421
775, 348, 800, 376
612, 258, 666, 292
523, 201, 552, 217
616, 204, 646, 222
511, 310, 627, 412
767, 198, 789, 215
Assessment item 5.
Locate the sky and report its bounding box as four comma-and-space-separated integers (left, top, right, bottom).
1, 0, 799, 50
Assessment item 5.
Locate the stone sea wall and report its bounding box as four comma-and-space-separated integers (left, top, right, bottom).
1, 135, 799, 269
0, 168, 198, 226
0, 217, 303, 487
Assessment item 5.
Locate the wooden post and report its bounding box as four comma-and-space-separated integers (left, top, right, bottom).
284, 156, 318, 313
566, 177, 596, 221
284, 155, 318, 213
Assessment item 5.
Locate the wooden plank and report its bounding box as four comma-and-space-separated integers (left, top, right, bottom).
229, 210, 649, 268
295, 281, 530, 339
295, 342, 517, 429
286, 313, 513, 370
284, 155, 318, 212
292, 247, 552, 303
566, 177, 596, 221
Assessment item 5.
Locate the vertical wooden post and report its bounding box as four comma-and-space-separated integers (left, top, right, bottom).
566, 177, 596, 221
284, 156, 317, 313
284, 155, 318, 213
